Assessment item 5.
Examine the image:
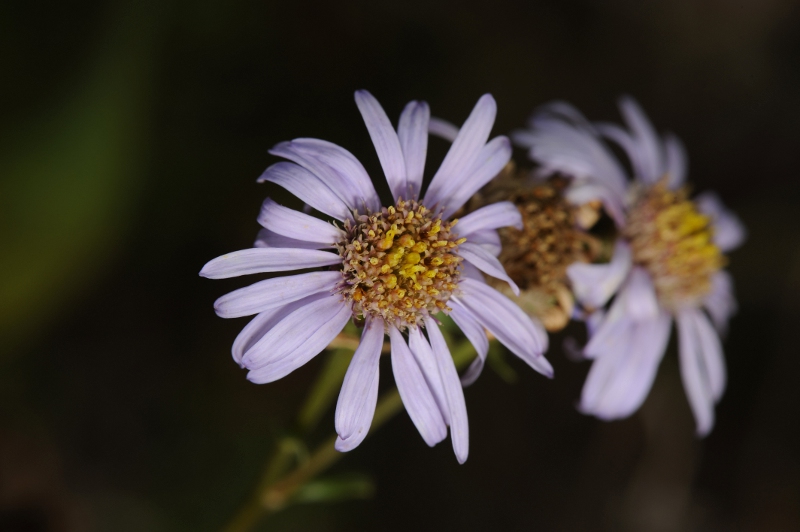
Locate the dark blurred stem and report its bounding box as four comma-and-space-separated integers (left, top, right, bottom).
222, 335, 476, 532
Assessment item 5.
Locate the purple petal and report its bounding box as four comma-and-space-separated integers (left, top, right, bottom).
567, 240, 632, 309
449, 303, 489, 386
565, 181, 627, 228
424, 316, 469, 464
428, 117, 459, 142
258, 161, 350, 221
690, 308, 726, 402
456, 202, 522, 237
254, 228, 331, 250
397, 100, 430, 200
703, 271, 737, 335
464, 229, 502, 257
664, 133, 687, 188
242, 293, 349, 372
677, 309, 715, 436
454, 278, 552, 377
695, 192, 746, 252
519, 109, 629, 200
199, 248, 341, 279
616, 96, 665, 184
460, 261, 486, 283
440, 136, 512, 219
424, 94, 497, 209
390, 327, 448, 446
355, 90, 408, 202
407, 327, 449, 424
623, 267, 660, 320
335, 316, 384, 452
231, 293, 329, 366
459, 242, 519, 296
257, 198, 344, 245
580, 311, 671, 419
213, 271, 341, 318
269, 139, 380, 213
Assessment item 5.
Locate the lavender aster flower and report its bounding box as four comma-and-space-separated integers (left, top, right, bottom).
201, 91, 552, 463
514, 97, 745, 435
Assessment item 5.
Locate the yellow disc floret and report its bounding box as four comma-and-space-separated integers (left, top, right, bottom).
335, 199, 464, 330
625, 178, 725, 309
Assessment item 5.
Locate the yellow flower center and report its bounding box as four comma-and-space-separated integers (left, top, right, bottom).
336, 199, 465, 330
625, 178, 725, 309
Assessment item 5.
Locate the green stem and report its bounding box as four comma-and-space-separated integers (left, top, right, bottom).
222, 338, 477, 532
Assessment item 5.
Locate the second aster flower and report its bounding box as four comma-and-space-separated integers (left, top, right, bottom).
515, 97, 745, 435
201, 91, 552, 463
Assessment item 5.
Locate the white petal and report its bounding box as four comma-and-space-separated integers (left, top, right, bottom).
242, 294, 349, 372
424, 316, 469, 464
454, 278, 552, 377
397, 100, 430, 200
335, 316, 384, 452
199, 248, 341, 279
390, 327, 448, 447
257, 161, 350, 221
449, 303, 489, 386
459, 242, 519, 295
567, 240, 632, 309
355, 90, 408, 202
677, 309, 715, 436
213, 271, 341, 318
257, 198, 344, 245
695, 192, 746, 252
424, 94, 497, 209
440, 137, 512, 219
456, 202, 522, 237
703, 271, 737, 335
254, 228, 331, 250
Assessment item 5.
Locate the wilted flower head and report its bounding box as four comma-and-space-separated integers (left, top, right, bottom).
466, 164, 602, 331
514, 97, 745, 435
201, 91, 552, 463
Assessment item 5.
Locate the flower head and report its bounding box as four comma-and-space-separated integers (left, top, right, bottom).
201, 91, 552, 462
514, 97, 745, 435
466, 165, 602, 331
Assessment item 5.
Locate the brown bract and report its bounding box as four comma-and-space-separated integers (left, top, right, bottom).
335, 199, 464, 331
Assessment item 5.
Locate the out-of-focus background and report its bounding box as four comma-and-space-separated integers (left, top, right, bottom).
2, 0, 799, 530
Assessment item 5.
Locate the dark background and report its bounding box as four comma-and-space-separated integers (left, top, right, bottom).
2, 1, 798, 530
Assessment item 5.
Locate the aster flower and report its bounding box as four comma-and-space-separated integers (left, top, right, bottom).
200, 91, 552, 463
513, 97, 745, 435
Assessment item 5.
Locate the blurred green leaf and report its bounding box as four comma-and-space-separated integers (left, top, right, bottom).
0, 3, 161, 353
290, 473, 375, 505
298, 348, 354, 433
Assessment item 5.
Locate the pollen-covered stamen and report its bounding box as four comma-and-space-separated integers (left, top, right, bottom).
625, 178, 725, 309
335, 199, 464, 330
